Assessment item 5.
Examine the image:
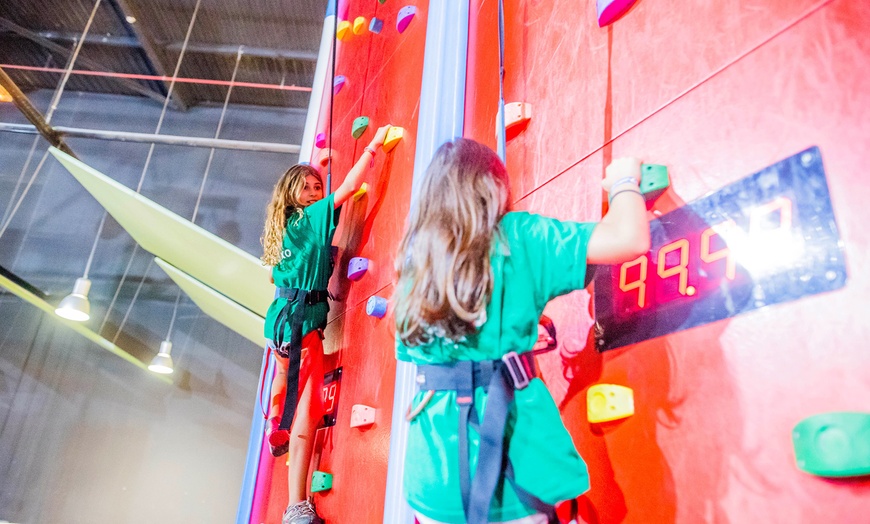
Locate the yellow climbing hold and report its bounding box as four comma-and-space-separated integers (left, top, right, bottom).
383, 126, 404, 152
337, 20, 351, 40
587, 384, 634, 423
353, 16, 367, 35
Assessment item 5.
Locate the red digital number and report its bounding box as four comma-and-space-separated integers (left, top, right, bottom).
700, 220, 736, 280
657, 238, 691, 296
322, 383, 337, 414
614, 196, 794, 311
619, 255, 648, 308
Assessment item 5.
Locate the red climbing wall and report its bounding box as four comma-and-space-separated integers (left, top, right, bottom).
255, 2, 428, 523
467, 0, 870, 522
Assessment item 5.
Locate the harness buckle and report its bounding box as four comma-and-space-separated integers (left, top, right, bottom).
501, 351, 531, 390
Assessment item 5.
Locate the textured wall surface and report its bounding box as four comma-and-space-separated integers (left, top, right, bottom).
466, 0, 870, 522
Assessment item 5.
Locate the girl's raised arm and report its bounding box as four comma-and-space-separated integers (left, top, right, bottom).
587, 157, 651, 264
332, 124, 391, 208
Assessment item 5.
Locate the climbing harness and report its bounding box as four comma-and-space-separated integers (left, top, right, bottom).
413, 351, 558, 524
272, 287, 329, 431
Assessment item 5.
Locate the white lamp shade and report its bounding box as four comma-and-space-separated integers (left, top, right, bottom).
148, 340, 174, 374
55, 277, 92, 321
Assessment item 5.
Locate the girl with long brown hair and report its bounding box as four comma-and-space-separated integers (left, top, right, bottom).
262, 124, 390, 524
394, 138, 651, 524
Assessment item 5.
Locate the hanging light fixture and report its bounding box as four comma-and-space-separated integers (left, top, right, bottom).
148, 340, 174, 374
55, 277, 92, 321
52, 0, 104, 323
148, 289, 182, 375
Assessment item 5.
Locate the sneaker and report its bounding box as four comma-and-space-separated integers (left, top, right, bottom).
282, 500, 323, 524
266, 417, 289, 457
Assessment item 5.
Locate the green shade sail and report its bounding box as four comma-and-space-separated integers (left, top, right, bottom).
49, 147, 273, 317
154, 258, 266, 347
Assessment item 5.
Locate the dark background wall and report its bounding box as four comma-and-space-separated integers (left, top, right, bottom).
0, 88, 304, 522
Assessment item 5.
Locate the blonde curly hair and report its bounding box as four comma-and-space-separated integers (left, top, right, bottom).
260, 164, 323, 266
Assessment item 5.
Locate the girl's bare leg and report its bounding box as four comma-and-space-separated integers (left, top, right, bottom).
287, 339, 325, 503
270, 353, 288, 420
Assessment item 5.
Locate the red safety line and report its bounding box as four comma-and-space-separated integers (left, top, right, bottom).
514, 0, 836, 205
0, 63, 312, 92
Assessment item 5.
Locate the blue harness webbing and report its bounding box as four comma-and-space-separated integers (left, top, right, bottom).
415, 351, 558, 524
273, 287, 328, 431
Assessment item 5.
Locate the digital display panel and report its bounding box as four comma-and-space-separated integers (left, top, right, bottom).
593, 147, 846, 351
320, 367, 342, 427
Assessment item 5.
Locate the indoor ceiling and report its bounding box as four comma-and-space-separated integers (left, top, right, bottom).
0, 0, 328, 109
0, 0, 329, 370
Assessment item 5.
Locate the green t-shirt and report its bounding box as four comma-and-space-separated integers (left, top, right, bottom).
264, 193, 340, 342
396, 211, 597, 523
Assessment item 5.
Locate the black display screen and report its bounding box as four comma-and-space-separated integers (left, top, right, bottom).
593, 146, 847, 351
320, 367, 342, 427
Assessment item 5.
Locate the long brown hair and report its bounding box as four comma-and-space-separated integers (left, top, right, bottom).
394, 138, 512, 347
261, 164, 323, 266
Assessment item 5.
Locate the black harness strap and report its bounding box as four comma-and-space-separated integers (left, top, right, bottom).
415, 351, 557, 524
273, 287, 328, 431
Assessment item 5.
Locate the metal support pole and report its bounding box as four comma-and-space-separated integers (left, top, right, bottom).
0, 122, 299, 154
0, 67, 76, 157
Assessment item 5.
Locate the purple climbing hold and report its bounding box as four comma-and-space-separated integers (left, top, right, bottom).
347, 257, 369, 281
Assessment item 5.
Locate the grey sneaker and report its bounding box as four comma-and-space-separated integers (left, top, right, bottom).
282, 500, 323, 524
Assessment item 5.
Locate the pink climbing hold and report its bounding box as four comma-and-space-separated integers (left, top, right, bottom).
397, 6, 417, 33
334, 75, 346, 95
596, 0, 637, 27
315, 133, 326, 149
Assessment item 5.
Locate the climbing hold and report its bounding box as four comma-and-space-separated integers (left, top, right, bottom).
347, 257, 369, 281
369, 17, 384, 34
336, 20, 352, 40
640, 164, 669, 209
353, 16, 367, 35
352, 116, 370, 139
333, 75, 346, 95
353, 182, 368, 201
382, 126, 404, 152
366, 296, 388, 318
587, 384, 634, 423
315, 132, 327, 149
397, 6, 417, 33
378, 0, 387, 4
350, 404, 376, 428
504, 102, 532, 140
317, 148, 332, 168
596, 0, 638, 27
311, 471, 333, 492
793, 412, 870, 477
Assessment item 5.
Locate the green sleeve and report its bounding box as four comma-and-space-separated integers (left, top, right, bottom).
505, 212, 598, 308
395, 339, 412, 362
305, 193, 341, 242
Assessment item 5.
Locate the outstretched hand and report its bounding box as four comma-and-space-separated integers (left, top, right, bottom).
369, 124, 391, 150
602, 157, 642, 192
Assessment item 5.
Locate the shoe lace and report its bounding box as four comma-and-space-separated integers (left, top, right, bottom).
284, 500, 316, 518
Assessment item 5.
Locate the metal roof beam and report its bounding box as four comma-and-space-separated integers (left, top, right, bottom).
0, 16, 175, 108
26, 31, 318, 63
105, 0, 193, 110
165, 42, 317, 62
